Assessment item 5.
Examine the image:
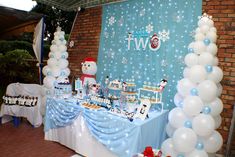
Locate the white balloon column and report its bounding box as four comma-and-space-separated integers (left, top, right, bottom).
161, 13, 223, 157
42, 26, 70, 95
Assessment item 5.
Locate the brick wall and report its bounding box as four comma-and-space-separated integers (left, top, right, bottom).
67, 7, 102, 78
68, 1, 235, 155
202, 0, 235, 155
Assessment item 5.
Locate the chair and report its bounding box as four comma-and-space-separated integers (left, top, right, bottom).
0, 83, 46, 127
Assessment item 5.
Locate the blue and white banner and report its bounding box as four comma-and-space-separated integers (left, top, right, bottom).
97, 0, 202, 109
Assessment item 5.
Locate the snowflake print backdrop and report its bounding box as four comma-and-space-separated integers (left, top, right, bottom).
97, 0, 202, 109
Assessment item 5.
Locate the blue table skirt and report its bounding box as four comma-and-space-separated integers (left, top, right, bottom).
44, 97, 168, 157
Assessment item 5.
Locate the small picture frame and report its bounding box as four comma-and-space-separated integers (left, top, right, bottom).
135, 99, 151, 120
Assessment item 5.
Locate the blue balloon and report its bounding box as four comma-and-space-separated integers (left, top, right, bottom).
205, 65, 213, 73
203, 106, 211, 114
184, 120, 192, 128
190, 88, 198, 96
195, 141, 204, 150
178, 101, 183, 107
47, 72, 52, 76
203, 38, 211, 45
188, 48, 194, 53
177, 154, 184, 157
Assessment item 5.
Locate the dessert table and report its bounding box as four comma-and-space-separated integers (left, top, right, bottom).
44, 97, 168, 157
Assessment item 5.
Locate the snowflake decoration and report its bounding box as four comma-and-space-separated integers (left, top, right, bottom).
104, 32, 109, 38
108, 16, 116, 26
122, 57, 128, 64
172, 10, 185, 23
69, 41, 74, 47
139, 9, 145, 16
161, 60, 168, 67
118, 17, 124, 26
158, 29, 170, 42
146, 24, 153, 34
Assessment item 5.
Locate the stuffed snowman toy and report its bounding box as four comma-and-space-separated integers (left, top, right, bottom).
81, 57, 97, 86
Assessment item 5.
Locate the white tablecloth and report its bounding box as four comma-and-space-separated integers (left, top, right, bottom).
45, 114, 116, 157
0, 83, 46, 127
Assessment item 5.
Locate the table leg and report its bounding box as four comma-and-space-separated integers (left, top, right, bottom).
12, 116, 20, 127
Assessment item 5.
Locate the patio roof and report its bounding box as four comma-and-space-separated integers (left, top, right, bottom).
35, 0, 126, 11
0, 6, 42, 33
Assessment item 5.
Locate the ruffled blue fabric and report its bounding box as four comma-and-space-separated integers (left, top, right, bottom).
44, 97, 168, 157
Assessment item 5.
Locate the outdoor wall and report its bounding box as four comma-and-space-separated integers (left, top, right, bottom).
68, 0, 235, 154
0, 20, 38, 40
68, 7, 102, 78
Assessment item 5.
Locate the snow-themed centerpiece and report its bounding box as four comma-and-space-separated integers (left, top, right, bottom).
42, 26, 70, 96
81, 57, 97, 86
54, 77, 72, 99
161, 13, 223, 157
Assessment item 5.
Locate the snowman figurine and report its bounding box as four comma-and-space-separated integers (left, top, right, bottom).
81, 57, 97, 86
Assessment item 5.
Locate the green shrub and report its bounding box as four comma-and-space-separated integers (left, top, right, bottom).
0, 40, 50, 58
0, 49, 38, 87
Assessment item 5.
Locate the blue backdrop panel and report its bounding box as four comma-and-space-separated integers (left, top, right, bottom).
97, 0, 202, 109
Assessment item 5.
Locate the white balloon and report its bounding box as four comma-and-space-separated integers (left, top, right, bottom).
42, 65, 51, 76
58, 59, 69, 69
198, 80, 217, 102
217, 83, 223, 96
195, 27, 201, 34
192, 114, 215, 136
209, 98, 223, 117
161, 138, 178, 157
54, 32, 59, 36
58, 45, 67, 52
200, 25, 210, 34
195, 33, 205, 41
47, 58, 57, 68
206, 43, 218, 55
187, 149, 209, 157
183, 96, 203, 117
188, 42, 195, 49
50, 45, 58, 52
174, 93, 184, 107
213, 57, 219, 66
60, 31, 65, 35
54, 51, 62, 59
177, 78, 196, 97
198, 18, 208, 27
43, 76, 56, 89
62, 40, 67, 45
207, 19, 214, 27
210, 27, 217, 33
59, 34, 64, 40
166, 123, 176, 137
54, 35, 59, 40
213, 115, 222, 129
173, 127, 197, 153
51, 68, 61, 77
48, 52, 55, 58
198, 53, 214, 65
168, 107, 187, 128
189, 65, 207, 84
185, 53, 199, 67
61, 68, 70, 76
206, 31, 217, 43
207, 66, 223, 84
61, 52, 69, 59
203, 131, 223, 153
183, 68, 190, 78
194, 41, 207, 55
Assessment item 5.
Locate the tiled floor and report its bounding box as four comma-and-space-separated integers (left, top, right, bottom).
0, 119, 76, 157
